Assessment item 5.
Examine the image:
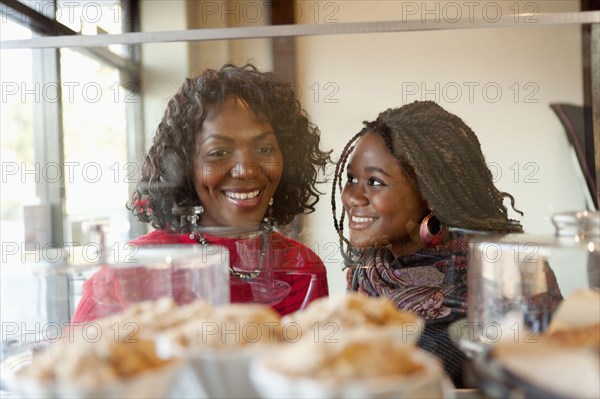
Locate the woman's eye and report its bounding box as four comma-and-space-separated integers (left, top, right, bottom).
207, 149, 228, 157
256, 146, 274, 155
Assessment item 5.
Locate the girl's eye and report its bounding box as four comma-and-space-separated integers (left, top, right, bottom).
346, 174, 358, 184
368, 178, 384, 186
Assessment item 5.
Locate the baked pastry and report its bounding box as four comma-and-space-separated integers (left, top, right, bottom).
19, 337, 168, 389
544, 323, 600, 348
163, 303, 282, 348
281, 293, 423, 343
250, 329, 449, 399
156, 303, 284, 399
262, 330, 424, 380
491, 289, 600, 398
94, 297, 214, 339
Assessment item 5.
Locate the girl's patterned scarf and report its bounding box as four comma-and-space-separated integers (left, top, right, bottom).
349, 239, 469, 324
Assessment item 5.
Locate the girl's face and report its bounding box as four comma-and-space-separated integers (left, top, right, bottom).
341, 132, 428, 256
194, 97, 283, 227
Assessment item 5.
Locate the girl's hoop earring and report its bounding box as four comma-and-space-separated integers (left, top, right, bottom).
419, 213, 444, 246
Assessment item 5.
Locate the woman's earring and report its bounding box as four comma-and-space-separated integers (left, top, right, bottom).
186, 206, 205, 240
172, 205, 205, 242
419, 213, 444, 246
263, 198, 274, 225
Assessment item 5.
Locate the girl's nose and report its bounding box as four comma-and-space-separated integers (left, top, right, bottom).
343, 185, 369, 207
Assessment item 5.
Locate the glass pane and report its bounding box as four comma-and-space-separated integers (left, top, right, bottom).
56, 0, 124, 34
60, 48, 131, 244
0, 19, 39, 368
137, 22, 588, 298
0, 20, 34, 246
56, 0, 127, 56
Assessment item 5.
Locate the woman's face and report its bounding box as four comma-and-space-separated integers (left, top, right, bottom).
341, 132, 428, 256
194, 97, 283, 227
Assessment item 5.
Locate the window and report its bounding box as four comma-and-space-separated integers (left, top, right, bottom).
0, 19, 35, 247
60, 48, 132, 245
1, 1, 141, 341
1, 0, 140, 248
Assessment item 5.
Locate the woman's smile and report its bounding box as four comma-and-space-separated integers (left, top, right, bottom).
223, 188, 263, 208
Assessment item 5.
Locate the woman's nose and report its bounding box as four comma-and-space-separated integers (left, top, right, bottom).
230, 161, 260, 181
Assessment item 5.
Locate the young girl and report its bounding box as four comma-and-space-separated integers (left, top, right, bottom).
332, 101, 530, 387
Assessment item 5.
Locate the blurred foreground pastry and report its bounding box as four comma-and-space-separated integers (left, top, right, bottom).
281, 293, 423, 343
261, 330, 424, 380
250, 329, 451, 399
155, 302, 283, 399
19, 336, 169, 389
163, 303, 282, 348
94, 296, 214, 338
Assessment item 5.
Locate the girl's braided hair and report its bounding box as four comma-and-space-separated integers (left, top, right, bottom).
332, 100, 523, 256
129, 64, 332, 231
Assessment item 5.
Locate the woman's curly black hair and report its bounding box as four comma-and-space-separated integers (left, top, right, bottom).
332, 100, 523, 253
129, 64, 332, 231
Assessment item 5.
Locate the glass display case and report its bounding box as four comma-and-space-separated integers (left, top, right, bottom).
1, 2, 598, 398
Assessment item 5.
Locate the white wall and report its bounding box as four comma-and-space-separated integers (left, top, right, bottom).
294, 1, 587, 296
187, 0, 272, 76
140, 1, 273, 150
140, 1, 191, 149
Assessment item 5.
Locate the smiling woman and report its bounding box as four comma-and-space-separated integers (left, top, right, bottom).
71, 64, 333, 322
132, 64, 331, 229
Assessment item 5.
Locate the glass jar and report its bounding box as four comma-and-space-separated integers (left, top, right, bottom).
461, 210, 599, 398
466, 210, 598, 346
0, 242, 229, 378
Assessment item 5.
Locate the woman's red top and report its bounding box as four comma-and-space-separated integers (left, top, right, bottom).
72, 230, 329, 323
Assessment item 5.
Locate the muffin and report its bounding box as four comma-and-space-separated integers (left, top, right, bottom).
157, 302, 283, 398
281, 293, 424, 344
250, 329, 451, 399
95, 296, 214, 339
14, 332, 180, 398
163, 303, 282, 348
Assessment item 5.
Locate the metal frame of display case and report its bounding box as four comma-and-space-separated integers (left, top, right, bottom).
0, 11, 597, 48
